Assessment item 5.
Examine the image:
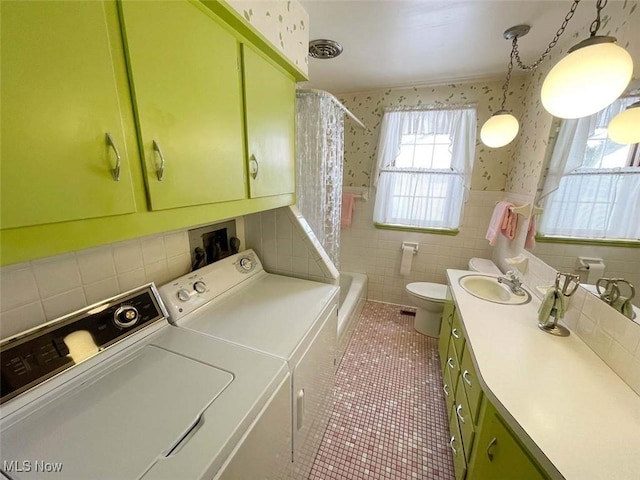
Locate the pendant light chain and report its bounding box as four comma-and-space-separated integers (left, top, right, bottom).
512, 0, 581, 71
500, 43, 516, 110
589, 0, 607, 36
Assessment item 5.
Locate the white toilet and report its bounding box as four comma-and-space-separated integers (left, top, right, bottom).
405, 258, 502, 337
405, 282, 448, 337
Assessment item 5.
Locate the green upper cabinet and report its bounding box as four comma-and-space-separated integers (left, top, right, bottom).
119, 0, 246, 210
0, 1, 137, 229
243, 45, 296, 198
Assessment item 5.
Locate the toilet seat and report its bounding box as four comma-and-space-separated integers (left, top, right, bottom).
406, 282, 447, 303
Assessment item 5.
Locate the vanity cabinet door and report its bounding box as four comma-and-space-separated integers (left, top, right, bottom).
1, 1, 137, 229
449, 405, 468, 480
119, 0, 246, 210
470, 402, 547, 480
243, 45, 296, 198
460, 344, 483, 425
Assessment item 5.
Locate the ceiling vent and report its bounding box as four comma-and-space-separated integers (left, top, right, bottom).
308, 39, 343, 59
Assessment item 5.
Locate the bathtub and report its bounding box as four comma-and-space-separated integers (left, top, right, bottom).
336, 272, 368, 366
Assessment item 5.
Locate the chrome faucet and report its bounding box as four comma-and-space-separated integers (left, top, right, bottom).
497, 271, 526, 296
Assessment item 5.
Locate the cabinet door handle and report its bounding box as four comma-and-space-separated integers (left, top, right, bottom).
463, 370, 472, 387
249, 154, 259, 180
456, 404, 466, 424
442, 384, 449, 397
449, 436, 458, 456
451, 328, 460, 339
447, 358, 455, 370
153, 140, 165, 181
486, 437, 498, 461
296, 389, 305, 431
106, 133, 121, 181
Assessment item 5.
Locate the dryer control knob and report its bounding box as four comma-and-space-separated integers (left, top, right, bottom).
193, 281, 207, 294
113, 305, 139, 329
177, 288, 192, 302
239, 257, 254, 272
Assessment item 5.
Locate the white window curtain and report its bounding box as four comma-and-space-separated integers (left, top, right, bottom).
539, 97, 640, 240
373, 108, 476, 229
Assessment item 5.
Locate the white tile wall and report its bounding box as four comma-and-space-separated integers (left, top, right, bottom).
0, 230, 193, 339
244, 206, 339, 285
339, 190, 503, 305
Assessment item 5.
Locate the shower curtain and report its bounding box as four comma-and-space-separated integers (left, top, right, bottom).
296, 90, 345, 268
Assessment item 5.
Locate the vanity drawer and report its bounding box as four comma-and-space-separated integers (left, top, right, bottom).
455, 374, 476, 462
446, 337, 461, 393
448, 404, 467, 480
460, 343, 483, 425
444, 360, 457, 414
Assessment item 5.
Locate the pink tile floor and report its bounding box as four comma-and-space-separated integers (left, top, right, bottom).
309, 302, 455, 480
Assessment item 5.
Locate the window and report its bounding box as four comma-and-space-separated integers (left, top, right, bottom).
372, 108, 477, 230
539, 96, 640, 241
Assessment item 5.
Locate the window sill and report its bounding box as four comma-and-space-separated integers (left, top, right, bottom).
535, 235, 640, 248
374, 223, 459, 235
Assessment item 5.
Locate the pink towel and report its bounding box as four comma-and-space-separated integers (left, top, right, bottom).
525, 216, 536, 249
341, 193, 356, 228
501, 207, 518, 240
486, 201, 513, 246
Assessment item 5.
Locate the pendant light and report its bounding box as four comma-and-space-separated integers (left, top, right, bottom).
480, 26, 524, 148
607, 101, 640, 144
484, 0, 634, 148
541, 0, 633, 119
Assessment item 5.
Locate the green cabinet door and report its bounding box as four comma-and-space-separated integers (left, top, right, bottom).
243, 45, 296, 198
469, 402, 547, 480
119, 0, 245, 210
439, 299, 455, 372
1, 1, 136, 229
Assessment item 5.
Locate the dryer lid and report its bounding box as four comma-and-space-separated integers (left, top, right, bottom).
1, 345, 233, 479
406, 282, 447, 302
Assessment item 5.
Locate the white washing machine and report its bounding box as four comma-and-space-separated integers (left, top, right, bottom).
0, 284, 291, 480
159, 250, 339, 479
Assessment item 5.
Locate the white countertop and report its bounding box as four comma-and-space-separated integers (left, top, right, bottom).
447, 269, 640, 480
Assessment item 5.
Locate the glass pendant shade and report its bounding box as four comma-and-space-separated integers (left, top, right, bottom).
541, 37, 633, 119
480, 111, 519, 148
608, 102, 640, 144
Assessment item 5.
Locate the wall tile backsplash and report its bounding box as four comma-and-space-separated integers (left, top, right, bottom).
244, 206, 339, 285
0, 230, 192, 340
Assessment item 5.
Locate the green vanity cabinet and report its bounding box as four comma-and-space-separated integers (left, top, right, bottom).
119, 0, 246, 210
1, 0, 137, 229
243, 45, 296, 198
468, 402, 547, 480
439, 287, 549, 480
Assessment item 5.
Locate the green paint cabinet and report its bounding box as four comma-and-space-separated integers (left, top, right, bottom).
1, 1, 137, 229
119, 0, 246, 210
468, 402, 547, 480
439, 288, 549, 479
243, 45, 296, 198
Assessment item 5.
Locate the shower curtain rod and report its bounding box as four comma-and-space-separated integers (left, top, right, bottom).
296, 88, 367, 130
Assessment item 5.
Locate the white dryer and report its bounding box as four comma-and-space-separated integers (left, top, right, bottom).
159, 250, 339, 479
0, 284, 290, 480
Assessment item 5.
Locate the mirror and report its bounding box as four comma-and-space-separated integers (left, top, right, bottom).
528, 95, 640, 318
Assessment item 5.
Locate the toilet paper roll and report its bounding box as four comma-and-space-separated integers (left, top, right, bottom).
400, 246, 413, 276
586, 262, 605, 284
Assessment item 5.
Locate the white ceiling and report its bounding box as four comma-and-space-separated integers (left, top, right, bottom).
300, 0, 599, 93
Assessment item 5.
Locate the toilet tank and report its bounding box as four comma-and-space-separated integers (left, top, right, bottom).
468, 258, 502, 275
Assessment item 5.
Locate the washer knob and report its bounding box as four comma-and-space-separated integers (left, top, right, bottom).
239, 257, 253, 272
193, 281, 207, 294
113, 305, 139, 329
177, 288, 192, 302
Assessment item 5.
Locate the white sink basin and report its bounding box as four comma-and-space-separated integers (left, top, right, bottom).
458, 275, 531, 305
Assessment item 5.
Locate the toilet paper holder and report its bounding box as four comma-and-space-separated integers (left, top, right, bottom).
401, 242, 418, 254
575, 257, 604, 272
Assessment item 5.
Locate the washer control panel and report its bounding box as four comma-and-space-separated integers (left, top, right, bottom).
0, 285, 167, 405
159, 250, 263, 321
